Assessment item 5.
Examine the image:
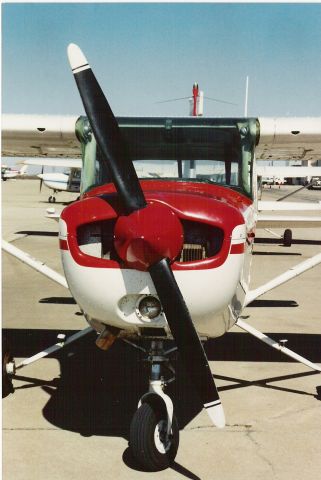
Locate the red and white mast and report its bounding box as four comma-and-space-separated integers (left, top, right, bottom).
189, 83, 204, 117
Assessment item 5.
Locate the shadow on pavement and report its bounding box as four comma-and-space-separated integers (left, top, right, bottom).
3, 328, 321, 443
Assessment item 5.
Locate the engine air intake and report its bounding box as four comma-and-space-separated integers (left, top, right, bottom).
77, 218, 224, 264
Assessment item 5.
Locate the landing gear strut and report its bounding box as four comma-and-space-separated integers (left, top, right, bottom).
128, 340, 179, 471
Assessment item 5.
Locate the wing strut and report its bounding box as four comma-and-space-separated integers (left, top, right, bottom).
2, 240, 68, 289
236, 319, 321, 372
245, 252, 321, 306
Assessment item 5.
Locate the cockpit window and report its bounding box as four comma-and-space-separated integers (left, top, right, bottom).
77, 117, 256, 198
132, 159, 240, 186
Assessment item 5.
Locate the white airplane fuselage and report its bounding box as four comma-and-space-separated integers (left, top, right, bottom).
2, 170, 19, 179
38, 172, 69, 192
59, 180, 256, 339
37, 171, 81, 194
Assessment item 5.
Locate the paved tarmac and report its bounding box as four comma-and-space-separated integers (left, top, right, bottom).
2, 180, 321, 480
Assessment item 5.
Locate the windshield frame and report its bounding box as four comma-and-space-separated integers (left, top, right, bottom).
76, 116, 257, 199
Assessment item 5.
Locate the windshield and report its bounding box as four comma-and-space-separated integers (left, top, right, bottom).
77, 117, 255, 198
133, 159, 240, 185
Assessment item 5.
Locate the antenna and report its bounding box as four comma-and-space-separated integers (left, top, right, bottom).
244, 76, 249, 117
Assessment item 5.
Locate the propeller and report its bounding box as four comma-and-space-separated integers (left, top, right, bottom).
67, 44, 225, 428
39, 166, 44, 192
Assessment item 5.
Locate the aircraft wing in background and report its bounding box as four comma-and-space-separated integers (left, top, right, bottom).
22, 158, 82, 169
257, 215, 321, 229
256, 166, 321, 178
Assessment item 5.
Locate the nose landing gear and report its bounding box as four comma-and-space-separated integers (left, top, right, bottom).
127, 340, 179, 471
48, 189, 58, 203
2, 338, 15, 398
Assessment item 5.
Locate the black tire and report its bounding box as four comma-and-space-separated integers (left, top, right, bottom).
129, 402, 179, 471
2, 337, 14, 398
283, 229, 292, 247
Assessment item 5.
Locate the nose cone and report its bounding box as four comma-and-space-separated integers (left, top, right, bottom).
114, 201, 184, 271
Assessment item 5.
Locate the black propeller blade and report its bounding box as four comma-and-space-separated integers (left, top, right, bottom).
67, 44, 146, 215
39, 165, 44, 192
67, 43, 225, 428
149, 259, 225, 427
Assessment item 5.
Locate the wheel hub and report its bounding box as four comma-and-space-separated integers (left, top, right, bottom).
154, 420, 171, 454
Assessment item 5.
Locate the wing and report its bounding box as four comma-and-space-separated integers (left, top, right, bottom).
257, 166, 321, 178
257, 214, 321, 229
258, 201, 321, 212
256, 117, 321, 161
258, 200, 321, 227
2, 114, 80, 158
23, 158, 82, 168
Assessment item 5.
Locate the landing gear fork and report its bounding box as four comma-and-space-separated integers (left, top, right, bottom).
129, 340, 179, 471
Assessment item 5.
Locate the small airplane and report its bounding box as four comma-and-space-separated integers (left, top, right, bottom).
307, 176, 321, 189
2, 44, 321, 471
261, 175, 286, 187
37, 168, 81, 202
1, 164, 27, 181
18, 158, 82, 202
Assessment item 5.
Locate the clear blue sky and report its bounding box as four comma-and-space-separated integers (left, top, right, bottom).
3, 3, 321, 118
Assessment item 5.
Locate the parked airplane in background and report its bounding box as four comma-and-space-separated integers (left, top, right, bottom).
1, 164, 27, 181
2, 44, 321, 471
38, 168, 81, 202
308, 176, 321, 189
261, 176, 286, 187
17, 158, 81, 202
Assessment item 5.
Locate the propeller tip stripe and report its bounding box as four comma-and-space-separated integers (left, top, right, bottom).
67, 43, 89, 72
72, 64, 90, 74
204, 400, 221, 408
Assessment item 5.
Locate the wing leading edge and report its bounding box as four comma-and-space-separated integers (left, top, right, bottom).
2, 114, 80, 158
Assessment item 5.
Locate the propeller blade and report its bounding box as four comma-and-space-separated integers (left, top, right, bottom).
68, 44, 225, 428
39, 166, 44, 192
149, 258, 225, 428
67, 43, 146, 214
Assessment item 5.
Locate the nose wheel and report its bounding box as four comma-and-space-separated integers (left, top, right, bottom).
130, 401, 179, 471
127, 339, 179, 471
2, 337, 15, 398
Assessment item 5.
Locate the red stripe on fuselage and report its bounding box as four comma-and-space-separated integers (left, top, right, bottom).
230, 243, 245, 254
59, 239, 69, 250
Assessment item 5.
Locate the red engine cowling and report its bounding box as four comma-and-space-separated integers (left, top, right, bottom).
60, 180, 249, 271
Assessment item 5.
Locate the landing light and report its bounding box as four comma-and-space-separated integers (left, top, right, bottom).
137, 296, 162, 320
